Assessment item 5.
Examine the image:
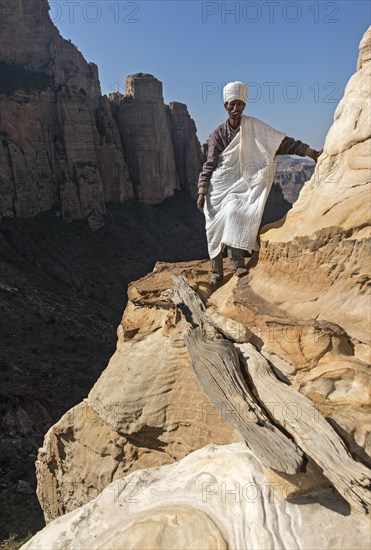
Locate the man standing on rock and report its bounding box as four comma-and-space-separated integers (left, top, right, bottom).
197, 81, 322, 283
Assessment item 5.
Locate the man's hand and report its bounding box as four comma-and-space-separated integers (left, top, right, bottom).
306, 147, 323, 163
197, 193, 205, 213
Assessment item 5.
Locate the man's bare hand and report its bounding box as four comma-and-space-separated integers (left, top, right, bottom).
197, 193, 205, 213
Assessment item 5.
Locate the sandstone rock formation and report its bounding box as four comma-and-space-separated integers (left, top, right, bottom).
35, 261, 241, 523
23, 444, 370, 550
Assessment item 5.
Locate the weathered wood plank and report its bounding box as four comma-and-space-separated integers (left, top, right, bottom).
184, 329, 304, 474
237, 343, 371, 515
171, 275, 304, 475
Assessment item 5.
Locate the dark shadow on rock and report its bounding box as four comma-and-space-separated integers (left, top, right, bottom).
326, 418, 371, 469
290, 487, 351, 516
125, 426, 169, 451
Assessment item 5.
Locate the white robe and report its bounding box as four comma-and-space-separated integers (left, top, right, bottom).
204, 115, 286, 259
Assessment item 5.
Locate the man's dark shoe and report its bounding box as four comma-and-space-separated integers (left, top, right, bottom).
235, 266, 248, 277
209, 273, 224, 285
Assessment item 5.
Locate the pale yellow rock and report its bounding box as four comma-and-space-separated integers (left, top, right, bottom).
24, 444, 371, 550
263, 460, 331, 502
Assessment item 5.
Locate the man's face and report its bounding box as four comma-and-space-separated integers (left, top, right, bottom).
224, 100, 245, 124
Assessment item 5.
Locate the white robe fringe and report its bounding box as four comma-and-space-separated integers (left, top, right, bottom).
204, 115, 286, 259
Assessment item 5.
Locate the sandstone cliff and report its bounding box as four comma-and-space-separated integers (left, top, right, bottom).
31, 29, 371, 546
0, 2, 202, 224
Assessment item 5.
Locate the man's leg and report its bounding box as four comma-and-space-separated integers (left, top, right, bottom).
227, 247, 248, 276
211, 252, 223, 281
227, 246, 245, 268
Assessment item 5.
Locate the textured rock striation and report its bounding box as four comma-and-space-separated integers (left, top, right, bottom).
110, 75, 202, 203
111, 74, 178, 203
24, 444, 370, 550
36, 262, 241, 522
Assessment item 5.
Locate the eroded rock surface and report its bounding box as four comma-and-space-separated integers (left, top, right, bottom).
111, 74, 178, 203
166, 101, 204, 198
25, 444, 370, 550
36, 262, 241, 522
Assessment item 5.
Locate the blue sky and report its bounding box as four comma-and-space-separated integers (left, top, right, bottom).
51, 1, 370, 148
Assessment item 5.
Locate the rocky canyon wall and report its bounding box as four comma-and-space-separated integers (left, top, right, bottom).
0, 0, 133, 227
0, 1, 202, 225
166, 101, 204, 199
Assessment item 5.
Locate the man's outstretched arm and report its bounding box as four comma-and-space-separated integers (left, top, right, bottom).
276, 136, 323, 162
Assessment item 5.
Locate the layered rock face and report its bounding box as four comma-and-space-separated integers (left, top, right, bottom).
0, 3, 202, 223
166, 101, 203, 198
0, 0, 132, 226
112, 75, 179, 203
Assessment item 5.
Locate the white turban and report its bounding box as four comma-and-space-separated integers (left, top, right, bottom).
223, 81, 248, 104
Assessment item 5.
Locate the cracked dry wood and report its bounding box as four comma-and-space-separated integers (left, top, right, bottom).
237, 343, 371, 515
171, 275, 304, 475
171, 275, 371, 515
